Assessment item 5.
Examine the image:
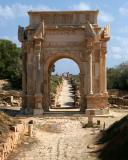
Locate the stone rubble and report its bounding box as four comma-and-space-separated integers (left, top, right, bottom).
0, 91, 21, 108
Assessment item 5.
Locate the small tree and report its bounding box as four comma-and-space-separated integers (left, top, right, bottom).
0, 39, 22, 89
107, 62, 128, 90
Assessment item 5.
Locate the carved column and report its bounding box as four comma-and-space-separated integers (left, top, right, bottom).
35, 52, 41, 93
22, 43, 27, 109
25, 41, 36, 114
34, 40, 43, 114
99, 43, 103, 94
80, 73, 86, 111
102, 50, 108, 94
88, 49, 93, 95
34, 40, 41, 94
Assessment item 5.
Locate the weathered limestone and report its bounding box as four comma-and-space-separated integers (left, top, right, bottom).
0, 91, 21, 108
18, 10, 110, 115
0, 122, 28, 160
109, 96, 128, 106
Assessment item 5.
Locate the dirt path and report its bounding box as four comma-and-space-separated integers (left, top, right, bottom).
7, 109, 128, 160
8, 117, 98, 160
58, 79, 74, 108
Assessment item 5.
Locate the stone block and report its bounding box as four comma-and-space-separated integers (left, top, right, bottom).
33, 109, 44, 115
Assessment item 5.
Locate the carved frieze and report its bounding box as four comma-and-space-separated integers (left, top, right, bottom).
46, 29, 82, 35
43, 41, 86, 48
45, 29, 85, 41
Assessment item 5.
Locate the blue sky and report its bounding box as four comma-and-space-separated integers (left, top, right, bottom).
0, 0, 128, 74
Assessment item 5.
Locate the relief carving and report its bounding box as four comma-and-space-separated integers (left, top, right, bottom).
43, 41, 85, 48
46, 29, 78, 35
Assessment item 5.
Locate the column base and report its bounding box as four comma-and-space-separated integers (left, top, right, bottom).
86, 94, 109, 115
20, 107, 33, 115
33, 109, 44, 115
85, 107, 109, 116
20, 108, 44, 115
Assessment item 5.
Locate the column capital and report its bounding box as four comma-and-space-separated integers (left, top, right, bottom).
101, 41, 107, 54
86, 39, 94, 47
94, 41, 101, 49
33, 37, 44, 45
26, 41, 34, 46
101, 47, 107, 54
86, 47, 93, 54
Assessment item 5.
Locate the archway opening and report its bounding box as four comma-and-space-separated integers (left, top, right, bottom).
49, 58, 81, 112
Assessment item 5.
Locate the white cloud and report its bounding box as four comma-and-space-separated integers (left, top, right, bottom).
0, 3, 54, 25
119, 7, 128, 16
71, 2, 113, 23
111, 46, 122, 53
71, 2, 91, 10
108, 36, 128, 60
112, 36, 128, 47
119, 26, 128, 33
98, 11, 114, 22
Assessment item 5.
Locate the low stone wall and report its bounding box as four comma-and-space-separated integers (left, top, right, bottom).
51, 83, 63, 108
0, 91, 21, 108
0, 121, 28, 160
109, 97, 128, 106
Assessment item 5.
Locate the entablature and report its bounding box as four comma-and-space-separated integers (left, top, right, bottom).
28, 10, 99, 27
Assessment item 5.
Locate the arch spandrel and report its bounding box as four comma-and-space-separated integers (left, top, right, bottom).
45, 52, 82, 72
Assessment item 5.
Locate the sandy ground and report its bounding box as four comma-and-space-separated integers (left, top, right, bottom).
7, 79, 128, 160
50, 79, 80, 111
58, 79, 74, 108
8, 109, 128, 160
8, 117, 99, 160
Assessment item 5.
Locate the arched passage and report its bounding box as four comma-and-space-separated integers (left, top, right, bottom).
49, 58, 80, 111
43, 52, 86, 112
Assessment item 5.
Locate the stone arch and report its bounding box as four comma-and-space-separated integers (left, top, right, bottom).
46, 52, 82, 73
43, 52, 85, 112
18, 10, 110, 115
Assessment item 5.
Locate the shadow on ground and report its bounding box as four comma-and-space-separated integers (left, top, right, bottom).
97, 114, 128, 160
0, 108, 20, 117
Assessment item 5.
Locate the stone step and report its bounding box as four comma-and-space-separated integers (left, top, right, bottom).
44, 111, 85, 116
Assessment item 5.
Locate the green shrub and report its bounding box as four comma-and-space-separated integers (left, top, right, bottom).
0, 39, 22, 89
107, 62, 128, 90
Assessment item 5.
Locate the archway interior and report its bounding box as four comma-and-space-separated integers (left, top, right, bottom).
49, 58, 81, 111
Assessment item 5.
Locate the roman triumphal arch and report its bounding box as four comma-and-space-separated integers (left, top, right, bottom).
18, 10, 110, 115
